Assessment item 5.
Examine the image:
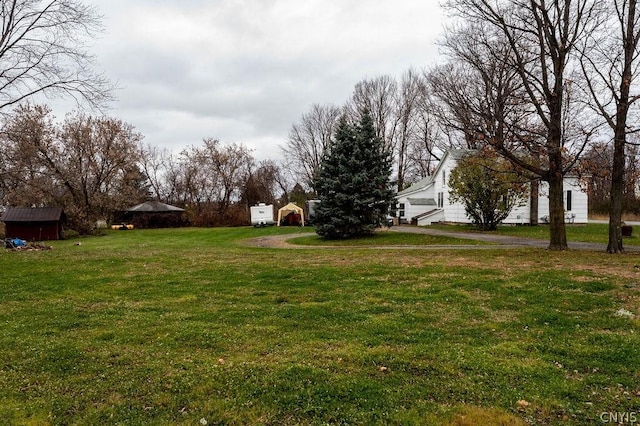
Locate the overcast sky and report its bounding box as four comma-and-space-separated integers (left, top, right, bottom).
79, 1, 445, 160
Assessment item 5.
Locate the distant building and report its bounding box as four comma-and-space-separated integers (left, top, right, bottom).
117, 201, 188, 228
395, 150, 588, 226
0, 207, 65, 240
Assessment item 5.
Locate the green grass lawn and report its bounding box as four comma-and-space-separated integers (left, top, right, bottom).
288, 230, 489, 246
1, 227, 639, 425
430, 222, 640, 246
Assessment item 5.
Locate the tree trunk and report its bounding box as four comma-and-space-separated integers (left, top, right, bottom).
397, 144, 405, 192
547, 157, 568, 250
607, 0, 636, 254
529, 179, 539, 226
547, 87, 568, 250
608, 119, 627, 253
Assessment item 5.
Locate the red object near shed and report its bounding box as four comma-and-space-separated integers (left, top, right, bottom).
1, 207, 65, 241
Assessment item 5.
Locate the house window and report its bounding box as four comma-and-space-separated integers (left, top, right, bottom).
566, 190, 572, 211
398, 203, 405, 218
442, 170, 446, 185
437, 192, 444, 208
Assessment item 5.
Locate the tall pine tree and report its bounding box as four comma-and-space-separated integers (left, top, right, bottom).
313, 109, 393, 239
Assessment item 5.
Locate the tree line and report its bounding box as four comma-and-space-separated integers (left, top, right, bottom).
0, 104, 298, 233
139, 139, 291, 227
0, 0, 300, 234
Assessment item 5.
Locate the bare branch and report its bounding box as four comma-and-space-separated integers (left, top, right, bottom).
0, 0, 114, 113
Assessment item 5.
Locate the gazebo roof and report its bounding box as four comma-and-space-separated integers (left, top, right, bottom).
126, 201, 185, 213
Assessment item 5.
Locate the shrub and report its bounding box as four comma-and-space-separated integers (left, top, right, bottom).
63, 229, 80, 240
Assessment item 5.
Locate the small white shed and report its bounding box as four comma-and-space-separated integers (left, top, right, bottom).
250, 203, 275, 227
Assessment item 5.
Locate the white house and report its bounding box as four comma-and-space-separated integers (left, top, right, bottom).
395, 150, 588, 226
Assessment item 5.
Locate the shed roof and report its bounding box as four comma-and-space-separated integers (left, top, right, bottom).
277, 202, 305, 226
126, 201, 185, 212
0, 207, 64, 222
406, 197, 437, 206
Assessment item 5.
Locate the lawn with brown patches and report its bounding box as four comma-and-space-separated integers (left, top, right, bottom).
1, 227, 639, 424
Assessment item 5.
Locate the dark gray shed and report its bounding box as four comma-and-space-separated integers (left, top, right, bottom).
120, 201, 187, 228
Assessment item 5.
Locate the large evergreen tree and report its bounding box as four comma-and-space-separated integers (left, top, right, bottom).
312, 109, 394, 239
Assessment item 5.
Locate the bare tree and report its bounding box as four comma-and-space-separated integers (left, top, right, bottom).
139, 143, 172, 202
347, 73, 439, 191
171, 147, 208, 208
171, 139, 254, 225
407, 81, 446, 180
579, 141, 640, 215
0, 104, 55, 206
432, 23, 547, 225
393, 69, 424, 191
0, 104, 144, 233
201, 138, 254, 219
347, 75, 399, 155
0, 0, 112, 111
283, 74, 442, 192
242, 159, 288, 208
579, 0, 640, 253
53, 111, 145, 231
283, 104, 341, 188
444, 0, 604, 250
427, 62, 496, 150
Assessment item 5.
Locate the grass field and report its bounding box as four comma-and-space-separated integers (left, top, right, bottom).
1, 226, 640, 425
430, 222, 640, 246
287, 230, 489, 246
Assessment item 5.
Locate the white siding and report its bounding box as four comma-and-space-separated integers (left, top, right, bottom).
439, 154, 477, 223
416, 210, 445, 225
394, 150, 589, 225
404, 201, 430, 222
563, 177, 588, 223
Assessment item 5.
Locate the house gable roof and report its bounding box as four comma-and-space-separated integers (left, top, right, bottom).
1, 207, 64, 222
430, 149, 473, 180
397, 175, 434, 197
397, 149, 473, 197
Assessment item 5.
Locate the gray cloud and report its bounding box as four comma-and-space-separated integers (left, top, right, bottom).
78, 0, 445, 160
